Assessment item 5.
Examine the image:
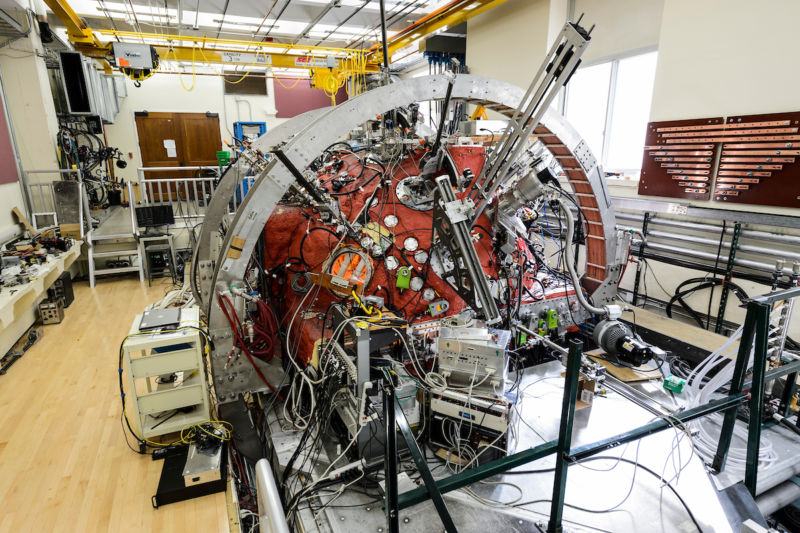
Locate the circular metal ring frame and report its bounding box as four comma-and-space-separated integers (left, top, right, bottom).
196, 74, 618, 400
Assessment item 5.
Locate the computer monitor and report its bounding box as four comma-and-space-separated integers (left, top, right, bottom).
135, 204, 175, 228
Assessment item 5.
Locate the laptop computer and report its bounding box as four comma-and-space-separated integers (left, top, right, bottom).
139, 308, 182, 331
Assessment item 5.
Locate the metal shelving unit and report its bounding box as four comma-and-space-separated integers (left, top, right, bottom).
123, 307, 210, 439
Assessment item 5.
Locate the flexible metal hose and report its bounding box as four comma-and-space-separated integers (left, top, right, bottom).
559, 201, 607, 316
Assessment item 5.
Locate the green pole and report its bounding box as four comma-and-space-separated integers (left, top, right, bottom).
547, 338, 583, 533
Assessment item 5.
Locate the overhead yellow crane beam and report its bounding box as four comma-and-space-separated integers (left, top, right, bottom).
99, 30, 378, 72
367, 0, 510, 64
151, 45, 375, 72
44, 0, 509, 76
42, 0, 115, 71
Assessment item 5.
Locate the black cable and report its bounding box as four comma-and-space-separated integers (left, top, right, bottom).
299, 226, 340, 268
513, 456, 704, 532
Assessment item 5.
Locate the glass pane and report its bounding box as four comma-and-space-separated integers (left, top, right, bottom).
605, 51, 658, 173
564, 62, 612, 158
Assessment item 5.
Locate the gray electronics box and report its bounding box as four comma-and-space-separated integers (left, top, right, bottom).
39, 299, 64, 325
437, 326, 511, 394
112, 42, 155, 69
182, 442, 224, 487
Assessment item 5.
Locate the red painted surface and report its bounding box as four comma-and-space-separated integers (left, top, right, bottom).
0, 88, 19, 184
273, 78, 349, 118
261, 145, 576, 364
263, 146, 491, 362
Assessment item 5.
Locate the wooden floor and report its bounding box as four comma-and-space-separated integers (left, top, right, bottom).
0, 277, 230, 533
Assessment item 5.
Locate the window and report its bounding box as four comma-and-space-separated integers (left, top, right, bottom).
563, 51, 658, 177
223, 73, 268, 95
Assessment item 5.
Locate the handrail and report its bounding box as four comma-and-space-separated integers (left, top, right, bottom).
138, 166, 220, 172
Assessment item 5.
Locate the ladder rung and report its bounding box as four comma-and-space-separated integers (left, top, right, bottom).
92, 233, 136, 241
94, 266, 141, 275
93, 249, 139, 258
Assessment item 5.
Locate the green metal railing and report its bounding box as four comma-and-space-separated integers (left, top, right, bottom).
381, 285, 800, 533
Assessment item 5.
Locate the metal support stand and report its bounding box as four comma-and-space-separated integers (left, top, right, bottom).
383, 387, 399, 533
631, 211, 650, 306
780, 372, 797, 417
432, 175, 501, 324
385, 286, 800, 526
715, 222, 742, 334
712, 302, 765, 474
547, 339, 583, 533
383, 386, 457, 533
745, 302, 771, 495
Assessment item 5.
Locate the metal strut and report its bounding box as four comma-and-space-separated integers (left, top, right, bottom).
547, 339, 583, 533
714, 221, 742, 333
468, 20, 592, 226
631, 211, 651, 306
432, 175, 501, 324
383, 386, 457, 533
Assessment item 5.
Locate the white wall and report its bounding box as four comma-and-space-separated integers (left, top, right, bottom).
574, 0, 664, 63
0, 9, 61, 239
466, 0, 552, 89
650, 0, 800, 122
613, 0, 800, 332
105, 73, 283, 177
614, 0, 800, 216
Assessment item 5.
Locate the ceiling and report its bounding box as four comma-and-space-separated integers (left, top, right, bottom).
48, 0, 451, 50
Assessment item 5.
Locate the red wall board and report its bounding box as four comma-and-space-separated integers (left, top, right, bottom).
638, 117, 724, 201
712, 111, 800, 208
273, 78, 349, 119
0, 87, 19, 185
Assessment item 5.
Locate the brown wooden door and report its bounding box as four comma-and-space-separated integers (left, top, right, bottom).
135, 111, 222, 200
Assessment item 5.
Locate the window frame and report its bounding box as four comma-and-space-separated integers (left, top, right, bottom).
560, 46, 658, 178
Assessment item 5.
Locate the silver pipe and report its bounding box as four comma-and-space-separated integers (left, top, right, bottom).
647, 229, 800, 263
644, 241, 793, 275
756, 479, 800, 516
561, 204, 606, 315
255, 459, 290, 533
616, 212, 800, 246
514, 323, 567, 355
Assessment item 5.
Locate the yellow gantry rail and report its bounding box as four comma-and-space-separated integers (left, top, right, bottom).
368, 0, 510, 64
44, 0, 508, 77
97, 29, 378, 73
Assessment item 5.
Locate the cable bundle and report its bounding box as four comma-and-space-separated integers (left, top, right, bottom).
217, 293, 284, 400
248, 298, 280, 361
684, 310, 781, 470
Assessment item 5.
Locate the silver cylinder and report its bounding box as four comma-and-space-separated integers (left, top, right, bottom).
256, 458, 290, 533
646, 229, 800, 262
755, 479, 800, 516
615, 212, 800, 246
643, 241, 794, 275
497, 171, 544, 213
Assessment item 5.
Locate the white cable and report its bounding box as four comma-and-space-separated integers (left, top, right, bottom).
684, 308, 783, 469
